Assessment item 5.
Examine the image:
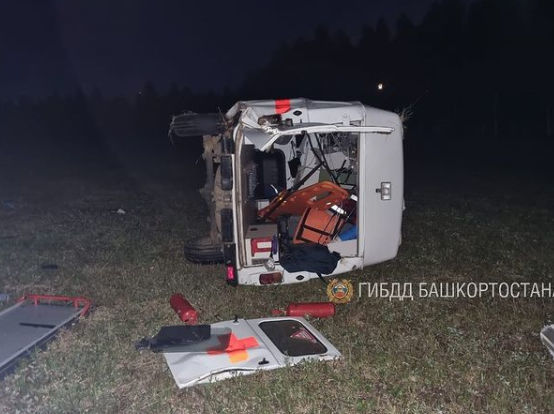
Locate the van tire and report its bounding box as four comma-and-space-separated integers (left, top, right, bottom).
184, 236, 224, 264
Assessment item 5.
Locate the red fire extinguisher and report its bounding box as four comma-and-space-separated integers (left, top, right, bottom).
272, 302, 335, 318
170, 293, 198, 325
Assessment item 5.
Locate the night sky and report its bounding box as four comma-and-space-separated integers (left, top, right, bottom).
0, 0, 473, 99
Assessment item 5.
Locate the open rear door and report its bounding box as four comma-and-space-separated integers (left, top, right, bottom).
360, 109, 404, 265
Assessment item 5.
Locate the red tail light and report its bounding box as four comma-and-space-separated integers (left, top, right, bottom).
226, 265, 236, 283
259, 272, 283, 285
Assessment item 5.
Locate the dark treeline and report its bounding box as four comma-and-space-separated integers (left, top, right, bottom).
245, 0, 554, 142
1, 0, 553, 169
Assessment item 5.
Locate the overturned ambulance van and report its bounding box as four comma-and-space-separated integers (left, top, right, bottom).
169, 98, 404, 286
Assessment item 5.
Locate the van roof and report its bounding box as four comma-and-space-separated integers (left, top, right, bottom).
226, 98, 400, 128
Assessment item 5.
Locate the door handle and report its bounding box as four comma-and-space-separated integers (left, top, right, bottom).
375, 182, 391, 200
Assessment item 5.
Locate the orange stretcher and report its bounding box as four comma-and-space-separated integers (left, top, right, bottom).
258, 181, 349, 221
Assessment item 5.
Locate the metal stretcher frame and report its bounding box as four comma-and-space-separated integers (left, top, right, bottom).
0, 294, 92, 378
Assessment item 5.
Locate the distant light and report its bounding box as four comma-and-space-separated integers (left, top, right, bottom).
377, 83, 384, 91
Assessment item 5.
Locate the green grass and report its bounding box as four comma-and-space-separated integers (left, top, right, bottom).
0, 164, 552, 413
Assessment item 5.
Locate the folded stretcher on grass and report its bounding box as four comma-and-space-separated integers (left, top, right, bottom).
0, 294, 91, 378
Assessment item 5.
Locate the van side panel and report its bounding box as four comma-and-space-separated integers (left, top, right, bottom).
361, 109, 404, 266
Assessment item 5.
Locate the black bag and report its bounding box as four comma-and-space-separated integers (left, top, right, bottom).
280, 243, 341, 275
135, 325, 212, 352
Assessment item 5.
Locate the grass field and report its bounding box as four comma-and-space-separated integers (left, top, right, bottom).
0, 158, 553, 413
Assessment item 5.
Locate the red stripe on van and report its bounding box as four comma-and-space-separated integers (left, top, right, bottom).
275, 99, 291, 114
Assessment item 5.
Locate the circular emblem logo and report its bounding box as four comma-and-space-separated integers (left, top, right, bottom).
326, 278, 354, 304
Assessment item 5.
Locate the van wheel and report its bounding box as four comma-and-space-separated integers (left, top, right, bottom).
184, 236, 224, 264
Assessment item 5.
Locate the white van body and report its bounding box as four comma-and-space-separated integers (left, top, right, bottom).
172, 98, 404, 286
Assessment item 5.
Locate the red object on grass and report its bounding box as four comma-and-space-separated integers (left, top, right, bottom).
272, 302, 335, 318
169, 294, 198, 325
16, 294, 92, 317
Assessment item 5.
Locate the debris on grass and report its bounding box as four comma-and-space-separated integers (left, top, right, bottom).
1, 200, 15, 210
135, 325, 212, 352
169, 293, 198, 324
540, 325, 554, 359
0, 294, 92, 378
162, 316, 341, 388
271, 302, 335, 318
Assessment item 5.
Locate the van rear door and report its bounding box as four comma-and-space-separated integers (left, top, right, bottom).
359, 112, 404, 265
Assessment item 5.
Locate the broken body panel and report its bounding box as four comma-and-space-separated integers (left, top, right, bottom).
163, 316, 341, 388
